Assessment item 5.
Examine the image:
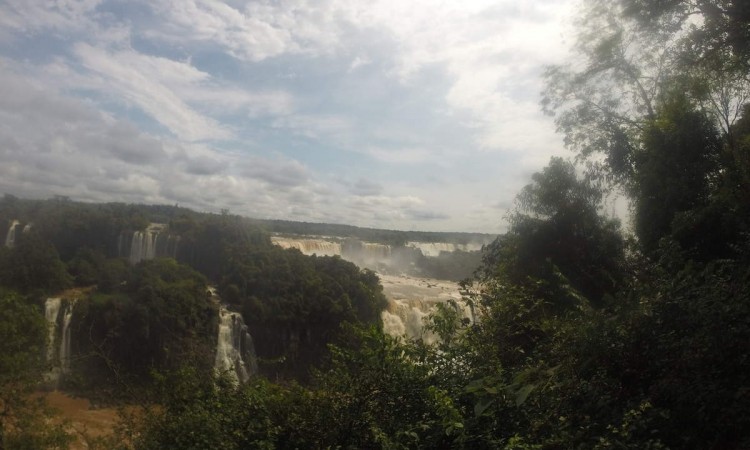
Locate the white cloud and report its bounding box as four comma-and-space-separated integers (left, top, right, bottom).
0, 0, 582, 232
73, 43, 231, 141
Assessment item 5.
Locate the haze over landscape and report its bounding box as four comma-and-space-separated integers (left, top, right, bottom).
0, 0, 577, 232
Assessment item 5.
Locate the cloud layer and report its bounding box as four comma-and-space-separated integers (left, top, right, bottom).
0, 0, 576, 232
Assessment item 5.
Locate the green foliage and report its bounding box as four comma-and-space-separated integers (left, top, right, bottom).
220, 245, 388, 380
487, 157, 625, 308
0, 290, 73, 449
71, 259, 216, 389
634, 91, 722, 255
0, 231, 72, 294
130, 370, 282, 450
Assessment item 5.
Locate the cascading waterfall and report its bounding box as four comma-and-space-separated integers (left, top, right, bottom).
405, 241, 483, 257
378, 274, 473, 345
59, 300, 77, 373
4, 220, 19, 248
270, 236, 343, 256
45, 298, 62, 362
214, 305, 258, 384
129, 230, 157, 264
44, 297, 77, 383
123, 223, 177, 264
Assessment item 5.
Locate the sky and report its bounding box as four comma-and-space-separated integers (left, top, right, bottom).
0, 0, 579, 233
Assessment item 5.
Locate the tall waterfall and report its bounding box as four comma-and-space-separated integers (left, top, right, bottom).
45, 298, 62, 362
214, 305, 258, 383
4, 220, 19, 248
59, 300, 76, 373
122, 223, 179, 264
129, 230, 157, 264
44, 297, 77, 383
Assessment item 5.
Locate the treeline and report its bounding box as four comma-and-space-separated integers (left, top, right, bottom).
0, 198, 389, 445
255, 218, 495, 246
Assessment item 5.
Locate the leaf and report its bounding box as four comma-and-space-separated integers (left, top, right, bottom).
515, 384, 536, 406
474, 397, 493, 417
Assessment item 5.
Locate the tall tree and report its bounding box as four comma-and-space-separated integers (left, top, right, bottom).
483, 157, 625, 308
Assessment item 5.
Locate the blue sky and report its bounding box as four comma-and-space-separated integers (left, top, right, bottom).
0, 0, 578, 233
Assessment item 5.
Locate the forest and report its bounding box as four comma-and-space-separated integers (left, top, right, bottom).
1, 0, 750, 448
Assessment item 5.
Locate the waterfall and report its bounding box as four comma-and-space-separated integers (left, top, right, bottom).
270, 236, 343, 256
59, 300, 77, 373
405, 241, 483, 257
44, 297, 76, 383
378, 274, 473, 345
214, 305, 258, 383
126, 223, 171, 264
4, 220, 19, 248
45, 298, 62, 362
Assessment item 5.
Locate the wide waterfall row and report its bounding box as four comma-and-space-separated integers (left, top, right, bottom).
215, 306, 258, 383
405, 241, 483, 257
271, 236, 485, 262
270, 236, 394, 266
44, 297, 78, 384
118, 223, 179, 264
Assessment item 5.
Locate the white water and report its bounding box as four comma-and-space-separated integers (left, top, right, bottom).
45, 298, 62, 362
128, 223, 170, 264
59, 300, 77, 373
405, 241, 483, 257
271, 237, 342, 256
270, 236, 479, 342
214, 305, 258, 384
4, 220, 19, 248
44, 297, 77, 383
379, 274, 473, 345
270, 236, 393, 269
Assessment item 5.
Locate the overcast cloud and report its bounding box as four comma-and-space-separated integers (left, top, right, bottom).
0, 0, 577, 233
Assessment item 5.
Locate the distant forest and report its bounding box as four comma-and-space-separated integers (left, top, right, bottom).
257, 219, 495, 246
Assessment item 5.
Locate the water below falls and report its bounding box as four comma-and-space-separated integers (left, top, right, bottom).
378, 274, 473, 345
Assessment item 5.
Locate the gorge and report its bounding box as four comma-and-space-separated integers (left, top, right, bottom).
270, 235, 481, 343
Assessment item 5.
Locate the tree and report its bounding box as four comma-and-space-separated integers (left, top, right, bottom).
0, 231, 71, 294
620, 0, 750, 74
0, 290, 71, 449
634, 90, 722, 254
543, 0, 749, 258
485, 157, 625, 308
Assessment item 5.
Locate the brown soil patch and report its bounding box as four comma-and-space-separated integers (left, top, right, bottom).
42, 391, 127, 449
